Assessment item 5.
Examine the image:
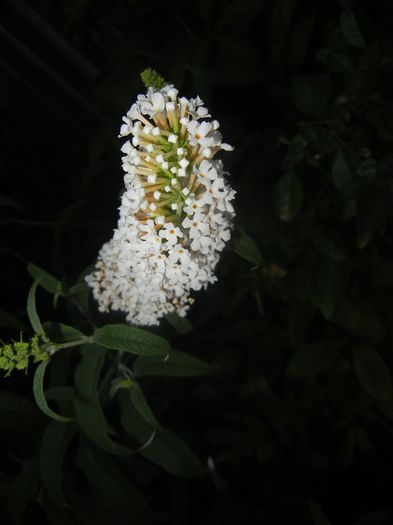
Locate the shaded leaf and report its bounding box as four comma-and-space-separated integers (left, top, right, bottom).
94, 324, 170, 357
357, 184, 393, 249
353, 343, 392, 401
40, 421, 77, 505
43, 322, 85, 343
290, 74, 331, 115
340, 11, 366, 49
27, 279, 44, 335
33, 362, 73, 423
7, 459, 40, 525
133, 350, 216, 377
27, 263, 62, 295
287, 341, 338, 376
233, 228, 262, 266
131, 383, 162, 430
273, 171, 303, 221
332, 149, 353, 193
165, 311, 192, 334
309, 500, 332, 525
333, 297, 385, 341
120, 392, 205, 477
74, 345, 130, 454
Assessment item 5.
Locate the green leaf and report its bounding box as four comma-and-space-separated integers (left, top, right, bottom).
74, 345, 130, 454
340, 11, 366, 49
109, 376, 133, 399
352, 342, 392, 401
40, 421, 77, 505
309, 501, 332, 525
233, 228, 262, 266
333, 297, 385, 341
165, 311, 192, 334
27, 262, 62, 295
133, 350, 216, 377
7, 459, 40, 525
94, 324, 170, 357
0, 195, 26, 213
33, 362, 73, 423
290, 74, 331, 115
75, 438, 146, 507
357, 184, 393, 249
0, 310, 27, 330
120, 392, 205, 477
331, 149, 353, 193
43, 322, 85, 343
131, 383, 162, 430
312, 225, 347, 261
306, 257, 350, 320
27, 279, 44, 335
273, 171, 303, 221
287, 341, 338, 376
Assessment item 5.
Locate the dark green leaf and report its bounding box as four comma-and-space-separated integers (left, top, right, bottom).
273, 171, 303, 221
131, 383, 162, 430
94, 324, 170, 357
43, 322, 85, 343
109, 376, 133, 399
332, 149, 353, 193
309, 501, 332, 525
27, 263, 62, 295
75, 438, 146, 507
74, 345, 130, 454
120, 392, 205, 477
0, 310, 27, 330
133, 350, 216, 377
333, 298, 385, 341
290, 74, 331, 115
353, 511, 393, 525
0, 195, 26, 213
165, 311, 192, 334
307, 257, 350, 319
287, 341, 338, 376
27, 279, 44, 335
352, 343, 392, 401
233, 228, 262, 266
313, 225, 347, 261
340, 11, 366, 49
40, 421, 77, 505
7, 459, 40, 525
357, 184, 393, 249
33, 362, 72, 422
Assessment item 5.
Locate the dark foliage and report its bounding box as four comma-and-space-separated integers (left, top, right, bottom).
2, 0, 393, 523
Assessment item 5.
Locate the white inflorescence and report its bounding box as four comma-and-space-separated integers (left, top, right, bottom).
86, 84, 236, 326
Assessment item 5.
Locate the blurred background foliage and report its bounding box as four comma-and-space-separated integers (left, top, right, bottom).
2, 0, 393, 523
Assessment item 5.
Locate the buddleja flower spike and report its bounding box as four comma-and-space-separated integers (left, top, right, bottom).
87, 71, 236, 325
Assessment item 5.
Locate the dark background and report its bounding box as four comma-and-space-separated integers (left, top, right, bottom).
2, 0, 393, 524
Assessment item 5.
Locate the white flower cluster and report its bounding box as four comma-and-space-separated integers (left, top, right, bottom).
86, 84, 235, 325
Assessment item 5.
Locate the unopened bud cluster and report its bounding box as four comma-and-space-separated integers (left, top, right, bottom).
0, 334, 49, 375
86, 84, 235, 325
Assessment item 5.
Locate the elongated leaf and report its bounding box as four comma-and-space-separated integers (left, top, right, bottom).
357, 184, 393, 249
40, 421, 77, 505
27, 279, 44, 335
33, 362, 73, 423
43, 321, 85, 343
120, 392, 205, 477
273, 171, 303, 221
75, 438, 146, 507
131, 383, 162, 430
0, 195, 26, 213
233, 229, 262, 266
109, 376, 133, 399
27, 263, 62, 295
0, 310, 27, 330
309, 501, 332, 525
331, 149, 353, 193
287, 341, 338, 376
74, 345, 130, 454
165, 311, 192, 334
7, 459, 40, 525
353, 343, 392, 401
340, 11, 366, 49
307, 257, 350, 320
94, 324, 170, 356
133, 350, 215, 377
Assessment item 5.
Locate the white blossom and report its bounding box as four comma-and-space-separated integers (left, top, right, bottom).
86, 82, 236, 325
